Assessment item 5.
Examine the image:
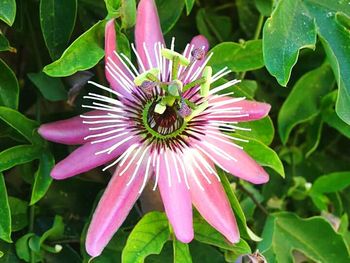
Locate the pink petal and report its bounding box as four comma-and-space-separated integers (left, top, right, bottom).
208, 96, 271, 122
105, 19, 134, 98
158, 150, 193, 243
38, 111, 103, 145
196, 132, 269, 184
51, 134, 139, 180
184, 148, 239, 243
86, 149, 147, 257
135, 0, 164, 69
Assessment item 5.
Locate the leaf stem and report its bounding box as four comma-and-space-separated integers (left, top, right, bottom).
237, 183, 268, 215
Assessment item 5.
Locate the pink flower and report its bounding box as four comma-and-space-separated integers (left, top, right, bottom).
38, 0, 271, 257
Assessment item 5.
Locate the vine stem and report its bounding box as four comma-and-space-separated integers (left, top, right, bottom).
237, 183, 269, 215
239, 14, 265, 80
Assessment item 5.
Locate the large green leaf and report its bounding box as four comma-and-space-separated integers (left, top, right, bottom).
259, 212, 350, 262
0, 173, 11, 243
278, 64, 334, 144
122, 212, 170, 263
184, 0, 195, 15
0, 59, 19, 109
40, 0, 77, 60
30, 152, 55, 205
263, 0, 350, 124
310, 171, 350, 211
0, 0, 16, 26
0, 107, 39, 143
156, 0, 184, 35
43, 20, 106, 77
209, 40, 263, 73
28, 72, 67, 101
173, 239, 192, 263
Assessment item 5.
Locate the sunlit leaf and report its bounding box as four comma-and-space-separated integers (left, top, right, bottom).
122, 212, 170, 263
0, 0, 16, 26
259, 212, 350, 262
43, 20, 106, 77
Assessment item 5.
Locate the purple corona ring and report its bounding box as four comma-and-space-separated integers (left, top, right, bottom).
38, 0, 271, 258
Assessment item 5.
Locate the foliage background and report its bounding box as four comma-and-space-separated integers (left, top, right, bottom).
1, 0, 350, 262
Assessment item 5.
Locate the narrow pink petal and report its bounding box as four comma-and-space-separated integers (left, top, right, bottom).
51, 134, 139, 180
105, 19, 134, 98
208, 96, 271, 122
135, 0, 164, 69
86, 150, 147, 257
184, 148, 239, 243
38, 111, 103, 145
158, 150, 193, 243
196, 133, 269, 184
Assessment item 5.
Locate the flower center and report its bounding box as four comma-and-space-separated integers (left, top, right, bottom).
147, 101, 184, 136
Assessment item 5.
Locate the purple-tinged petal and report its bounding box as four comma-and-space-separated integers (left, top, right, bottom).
105, 19, 134, 98
51, 134, 139, 180
86, 149, 147, 257
208, 96, 271, 122
196, 133, 269, 184
38, 111, 103, 145
185, 148, 240, 243
158, 150, 193, 243
135, 0, 164, 69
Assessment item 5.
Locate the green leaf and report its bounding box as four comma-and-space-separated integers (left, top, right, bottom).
303, 115, 323, 158
115, 23, 131, 58
28, 72, 67, 101
122, 212, 170, 263
0, 59, 19, 109
40, 215, 65, 244
236, 0, 259, 39
263, 0, 317, 86
196, 9, 232, 44
193, 212, 251, 254
235, 116, 274, 146
156, 0, 184, 35
0, 33, 11, 51
0, 173, 11, 243
278, 64, 334, 144
173, 239, 192, 263
8, 197, 28, 232
259, 212, 350, 262
43, 20, 106, 77
15, 233, 35, 262
185, 0, 195, 15
120, 0, 136, 29
30, 152, 54, 205
234, 134, 285, 177
263, 0, 350, 124
209, 40, 264, 73
0, 107, 39, 143
0, 145, 41, 173
310, 171, 350, 211
255, 0, 274, 16
40, 0, 77, 60
0, 0, 16, 26
321, 91, 350, 139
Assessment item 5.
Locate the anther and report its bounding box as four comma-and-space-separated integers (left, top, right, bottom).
134, 68, 160, 86
191, 48, 205, 60
178, 100, 192, 118
185, 101, 208, 122
200, 66, 212, 97
161, 48, 190, 66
